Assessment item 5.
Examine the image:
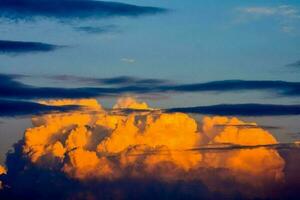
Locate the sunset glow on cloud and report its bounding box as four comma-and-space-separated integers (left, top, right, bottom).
1, 1, 300, 199
0, 97, 292, 199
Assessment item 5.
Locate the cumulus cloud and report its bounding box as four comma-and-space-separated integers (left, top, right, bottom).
0, 40, 63, 55
0, 166, 6, 175
2, 97, 298, 199
0, 165, 6, 190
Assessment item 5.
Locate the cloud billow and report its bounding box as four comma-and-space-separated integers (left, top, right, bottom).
1, 97, 300, 199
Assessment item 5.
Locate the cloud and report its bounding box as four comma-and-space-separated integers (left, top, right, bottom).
0, 0, 166, 22
160, 80, 300, 97
286, 60, 300, 68
1, 97, 293, 199
0, 40, 63, 55
238, 5, 299, 17
166, 103, 300, 116
121, 58, 136, 63
44, 75, 169, 86
238, 5, 299, 18
236, 5, 300, 32
74, 25, 119, 34
0, 99, 79, 117
1, 74, 300, 101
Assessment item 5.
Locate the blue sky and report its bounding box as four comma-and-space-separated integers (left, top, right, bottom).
0, 0, 300, 163
0, 0, 299, 83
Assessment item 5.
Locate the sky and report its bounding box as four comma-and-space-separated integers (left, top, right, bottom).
0, 1, 300, 199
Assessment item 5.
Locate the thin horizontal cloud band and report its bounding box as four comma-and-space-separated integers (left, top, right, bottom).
2, 100, 300, 117
165, 103, 300, 116
0, 99, 79, 117
0, 40, 63, 54
1, 74, 300, 99
0, 0, 167, 21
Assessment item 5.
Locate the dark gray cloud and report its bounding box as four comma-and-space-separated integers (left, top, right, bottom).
166, 104, 300, 116
159, 80, 300, 96
74, 25, 119, 34
184, 143, 300, 152
286, 60, 300, 68
45, 74, 170, 86
0, 40, 63, 55
0, 0, 166, 22
34, 75, 300, 96
0, 99, 79, 117
214, 124, 282, 130
1, 73, 300, 102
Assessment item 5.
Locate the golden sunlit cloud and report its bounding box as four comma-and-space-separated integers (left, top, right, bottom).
9, 97, 283, 199
0, 165, 6, 190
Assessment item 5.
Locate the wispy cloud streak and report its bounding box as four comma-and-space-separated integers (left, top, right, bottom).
0, 0, 167, 22
0, 40, 63, 55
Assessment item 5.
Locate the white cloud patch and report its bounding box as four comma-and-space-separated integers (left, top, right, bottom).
121, 58, 136, 63
236, 5, 300, 33
238, 5, 299, 18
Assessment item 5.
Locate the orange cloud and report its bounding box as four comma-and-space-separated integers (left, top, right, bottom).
0, 165, 6, 190
12, 97, 285, 197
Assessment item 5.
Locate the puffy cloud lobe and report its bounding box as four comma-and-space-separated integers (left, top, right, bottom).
0, 166, 6, 175
0, 97, 287, 199
113, 96, 149, 110
0, 166, 6, 190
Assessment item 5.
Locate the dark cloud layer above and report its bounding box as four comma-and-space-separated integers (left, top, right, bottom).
0, 0, 166, 21
0, 40, 62, 55
2, 74, 300, 99
46, 74, 170, 86
160, 80, 300, 96
0, 99, 79, 117
166, 104, 300, 116
0, 74, 300, 99
41, 75, 300, 96
2, 73, 300, 116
